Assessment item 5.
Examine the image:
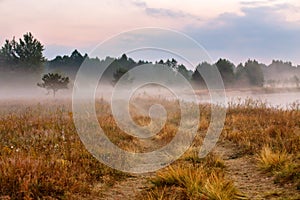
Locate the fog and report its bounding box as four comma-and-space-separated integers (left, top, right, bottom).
0, 61, 299, 108
0, 80, 299, 109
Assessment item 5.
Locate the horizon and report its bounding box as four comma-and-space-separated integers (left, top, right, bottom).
45, 48, 300, 68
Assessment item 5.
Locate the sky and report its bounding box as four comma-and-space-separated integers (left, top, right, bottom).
0, 0, 300, 66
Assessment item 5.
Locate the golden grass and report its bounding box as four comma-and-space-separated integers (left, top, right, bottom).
147, 154, 243, 200
0, 101, 128, 199
0, 97, 299, 198
225, 98, 300, 190
256, 145, 300, 189
257, 145, 291, 172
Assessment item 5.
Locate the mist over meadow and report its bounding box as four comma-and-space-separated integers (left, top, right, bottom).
0, 32, 299, 108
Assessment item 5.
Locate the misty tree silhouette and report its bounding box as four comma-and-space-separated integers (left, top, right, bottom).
0, 32, 44, 72
37, 73, 69, 97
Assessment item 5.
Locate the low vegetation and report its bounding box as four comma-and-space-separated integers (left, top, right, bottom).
0, 97, 299, 199
0, 101, 128, 199
146, 153, 244, 200
225, 99, 300, 191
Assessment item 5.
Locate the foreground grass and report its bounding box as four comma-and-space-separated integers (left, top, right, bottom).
145, 153, 245, 200
0, 98, 299, 199
257, 146, 300, 190
0, 100, 129, 199
225, 99, 300, 190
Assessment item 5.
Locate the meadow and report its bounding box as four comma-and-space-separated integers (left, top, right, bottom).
0, 98, 299, 199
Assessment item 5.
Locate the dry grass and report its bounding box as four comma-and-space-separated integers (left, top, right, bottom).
256, 145, 300, 189
0, 100, 128, 199
225, 99, 300, 155
146, 154, 243, 200
224, 98, 300, 190
0, 97, 299, 199
257, 145, 291, 172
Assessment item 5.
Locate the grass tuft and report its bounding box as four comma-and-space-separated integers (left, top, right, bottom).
257, 146, 291, 172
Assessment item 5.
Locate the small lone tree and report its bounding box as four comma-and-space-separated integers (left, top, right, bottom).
37, 73, 69, 97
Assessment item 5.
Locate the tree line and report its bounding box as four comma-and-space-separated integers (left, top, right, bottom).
46, 49, 300, 89
1, 32, 300, 96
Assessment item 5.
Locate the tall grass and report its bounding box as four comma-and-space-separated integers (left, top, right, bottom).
257, 145, 300, 189
257, 145, 291, 172
225, 98, 300, 190
0, 100, 128, 199
0, 97, 299, 198
147, 154, 244, 200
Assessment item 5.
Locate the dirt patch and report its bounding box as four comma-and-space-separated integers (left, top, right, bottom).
214, 141, 300, 199
100, 174, 152, 200
81, 141, 299, 200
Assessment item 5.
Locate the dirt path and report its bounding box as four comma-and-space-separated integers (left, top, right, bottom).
96, 139, 159, 200
89, 141, 299, 200
213, 141, 299, 199
99, 174, 151, 200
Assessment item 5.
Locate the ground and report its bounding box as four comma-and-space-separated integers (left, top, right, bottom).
99, 141, 300, 200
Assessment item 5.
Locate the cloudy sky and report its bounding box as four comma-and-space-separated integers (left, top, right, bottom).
1, 0, 300, 65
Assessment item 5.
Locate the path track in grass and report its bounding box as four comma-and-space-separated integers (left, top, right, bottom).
99, 139, 156, 200
99, 174, 151, 200
90, 140, 299, 199
213, 141, 300, 199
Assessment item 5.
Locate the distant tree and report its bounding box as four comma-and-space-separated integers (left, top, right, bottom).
120, 53, 128, 61
244, 60, 264, 87
138, 60, 150, 65
69, 49, 84, 66
157, 59, 164, 64
215, 58, 235, 86
191, 62, 212, 88
0, 39, 17, 65
0, 32, 45, 71
47, 49, 88, 80
266, 79, 276, 88
15, 33, 45, 66
49, 49, 84, 68
235, 63, 244, 78
293, 75, 300, 88
235, 63, 251, 87
163, 58, 178, 69
177, 64, 191, 80
100, 54, 137, 83
191, 68, 203, 88
155, 59, 191, 79
118, 54, 135, 68
112, 67, 132, 85
37, 73, 70, 97
170, 58, 178, 69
